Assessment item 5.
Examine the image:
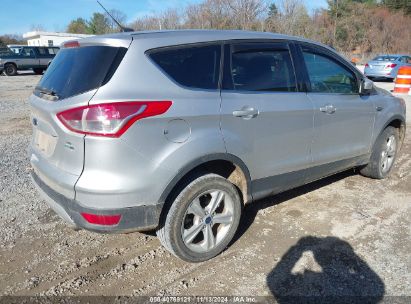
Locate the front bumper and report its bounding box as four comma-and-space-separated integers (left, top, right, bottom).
31, 171, 163, 233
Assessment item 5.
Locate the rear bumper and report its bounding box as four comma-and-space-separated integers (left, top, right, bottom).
31, 171, 163, 233
364, 69, 396, 79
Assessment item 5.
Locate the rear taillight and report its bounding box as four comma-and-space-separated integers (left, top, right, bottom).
81, 213, 121, 226
386, 64, 397, 69
57, 101, 172, 137
365, 63, 369, 67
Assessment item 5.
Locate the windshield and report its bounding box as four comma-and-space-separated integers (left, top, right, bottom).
0, 48, 14, 56
372, 56, 399, 62
35, 45, 127, 100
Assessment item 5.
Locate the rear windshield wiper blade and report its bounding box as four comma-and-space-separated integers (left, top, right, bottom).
34, 86, 59, 100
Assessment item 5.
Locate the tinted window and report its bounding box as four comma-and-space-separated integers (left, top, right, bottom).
38, 47, 47, 55
303, 51, 358, 94
36, 46, 126, 100
372, 55, 399, 61
230, 49, 296, 92
149, 45, 221, 89
21, 48, 35, 57
48, 47, 59, 55
400, 56, 410, 63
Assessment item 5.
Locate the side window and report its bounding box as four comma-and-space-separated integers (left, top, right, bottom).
148, 44, 221, 90
230, 49, 296, 92
401, 56, 411, 63
48, 48, 58, 55
302, 50, 358, 94
38, 47, 47, 56
21, 48, 35, 58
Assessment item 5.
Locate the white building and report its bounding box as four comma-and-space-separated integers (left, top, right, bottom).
23, 31, 94, 47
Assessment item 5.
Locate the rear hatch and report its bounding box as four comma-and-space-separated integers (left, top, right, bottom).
30, 37, 130, 199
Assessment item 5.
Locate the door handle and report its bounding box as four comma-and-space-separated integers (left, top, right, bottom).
233, 107, 259, 119
320, 104, 336, 114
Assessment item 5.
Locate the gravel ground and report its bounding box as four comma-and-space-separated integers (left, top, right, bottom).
0, 72, 410, 301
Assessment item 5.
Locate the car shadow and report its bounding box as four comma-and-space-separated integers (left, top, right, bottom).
144, 169, 358, 240
0, 72, 37, 77
266, 236, 385, 303
231, 169, 356, 244
370, 78, 394, 83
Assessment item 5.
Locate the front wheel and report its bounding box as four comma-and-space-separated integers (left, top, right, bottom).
157, 173, 242, 262
4, 64, 17, 76
360, 126, 399, 179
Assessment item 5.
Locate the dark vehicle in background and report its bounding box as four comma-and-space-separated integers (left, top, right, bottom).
364, 54, 411, 81
0, 46, 59, 76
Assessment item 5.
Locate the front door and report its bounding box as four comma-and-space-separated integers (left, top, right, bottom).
20, 47, 40, 69
299, 44, 375, 168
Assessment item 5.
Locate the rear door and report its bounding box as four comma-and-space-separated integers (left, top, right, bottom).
220, 41, 314, 198
37, 47, 51, 67
298, 43, 375, 167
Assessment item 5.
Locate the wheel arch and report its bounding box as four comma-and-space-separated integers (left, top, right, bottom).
159, 153, 252, 207
4, 61, 17, 68
376, 115, 406, 150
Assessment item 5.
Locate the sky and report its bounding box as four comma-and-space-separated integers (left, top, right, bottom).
0, 0, 328, 35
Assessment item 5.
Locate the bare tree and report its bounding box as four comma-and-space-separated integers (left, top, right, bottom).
30, 24, 46, 32
228, 0, 267, 30
266, 0, 313, 37
105, 9, 127, 32
126, 0, 411, 55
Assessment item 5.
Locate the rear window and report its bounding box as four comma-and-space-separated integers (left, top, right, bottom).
35, 46, 126, 100
372, 56, 399, 61
148, 44, 221, 90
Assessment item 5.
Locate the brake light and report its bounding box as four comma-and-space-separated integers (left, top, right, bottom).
81, 213, 121, 226
386, 64, 397, 69
63, 40, 80, 48
365, 63, 369, 67
57, 101, 172, 137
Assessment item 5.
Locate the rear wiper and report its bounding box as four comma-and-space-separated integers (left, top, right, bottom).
34, 86, 59, 100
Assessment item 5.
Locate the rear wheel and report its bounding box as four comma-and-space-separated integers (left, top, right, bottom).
157, 173, 242, 262
360, 126, 399, 179
33, 68, 44, 75
4, 63, 17, 76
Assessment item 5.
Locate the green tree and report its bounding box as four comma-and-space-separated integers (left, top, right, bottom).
67, 18, 89, 34
268, 3, 278, 18
87, 13, 110, 34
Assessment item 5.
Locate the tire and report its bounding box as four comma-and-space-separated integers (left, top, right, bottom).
4, 63, 17, 76
360, 126, 399, 179
157, 173, 242, 262
33, 68, 44, 75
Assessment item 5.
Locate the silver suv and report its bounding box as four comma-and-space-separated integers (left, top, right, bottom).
30, 30, 406, 262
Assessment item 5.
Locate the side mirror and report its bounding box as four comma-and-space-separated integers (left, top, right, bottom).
360, 78, 373, 95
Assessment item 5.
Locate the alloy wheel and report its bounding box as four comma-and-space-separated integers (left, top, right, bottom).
180, 189, 234, 253
380, 135, 396, 174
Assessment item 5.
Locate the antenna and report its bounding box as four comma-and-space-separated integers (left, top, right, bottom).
97, 0, 133, 32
